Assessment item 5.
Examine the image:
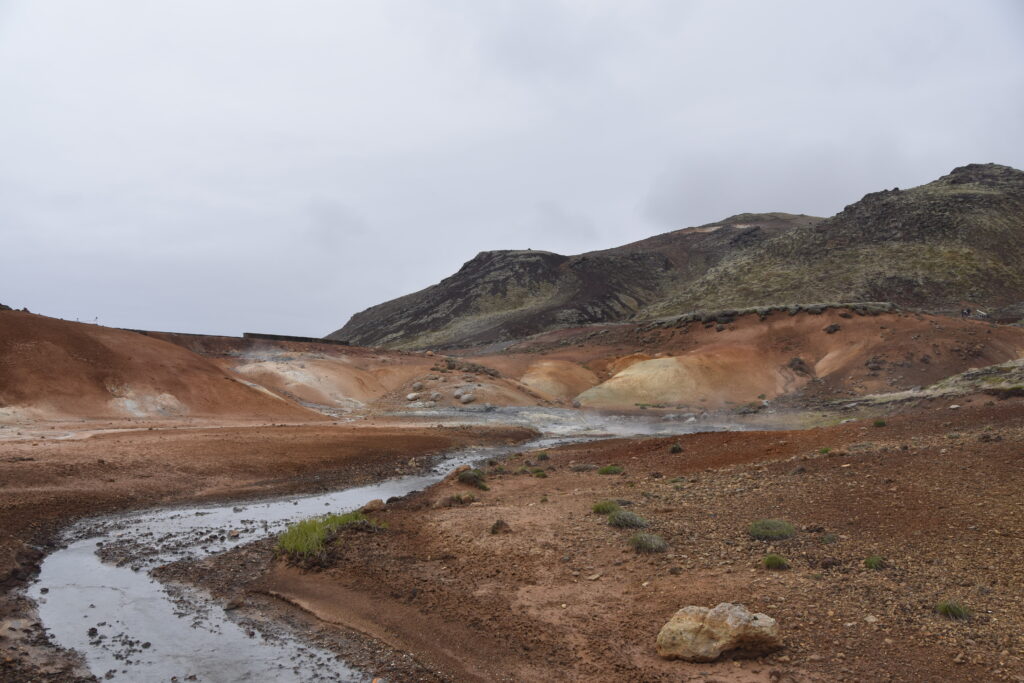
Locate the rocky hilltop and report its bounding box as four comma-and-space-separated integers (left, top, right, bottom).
330, 213, 819, 348
646, 163, 1024, 316
330, 164, 1024, 349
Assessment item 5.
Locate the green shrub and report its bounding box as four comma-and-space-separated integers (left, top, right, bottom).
762, 554, 790, 570
935, 601, 970, 620
818, 447, 831, 454
532, 469, 548, 478
278, 511, 381, 560
873, 419, 887, 428
591, 500, 621, 514
629, 533, 668, 553
669, 443, 683, 454
820, 533, 839, 545
864, 555, 886, 570
448, 493, 476, 505
597, 464, 624, 475
608, 509, 647, 528
537, 452, 550, 461
747, 519, 796, 540
457, 469, 489, 490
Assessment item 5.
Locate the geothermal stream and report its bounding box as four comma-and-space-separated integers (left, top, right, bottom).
27, 410, 740, 682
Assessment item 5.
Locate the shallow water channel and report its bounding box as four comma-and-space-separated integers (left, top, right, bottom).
28, 410, 738, 682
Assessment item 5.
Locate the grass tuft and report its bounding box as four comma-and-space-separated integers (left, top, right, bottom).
536, 452, 550, 461
935, 601, 970, 620
457, 469, 489, 490
629, 533, 668, 553
591, 500, 621, 515
863, 555, 886, 570
762, 554, 790, 570
669, 443, 683, 454
278, 511, 382, 561
597, 464, 624, 475
747, 519, 796, 540
873, 419, 887, 428
608, 509, 648, 528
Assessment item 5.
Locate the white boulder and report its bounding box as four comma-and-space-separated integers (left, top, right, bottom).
656, 603, 781, 662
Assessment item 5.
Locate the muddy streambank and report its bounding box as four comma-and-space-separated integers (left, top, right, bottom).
0, 421, 537, 682
169, 402, 1024, 682
13, 409, 748, 681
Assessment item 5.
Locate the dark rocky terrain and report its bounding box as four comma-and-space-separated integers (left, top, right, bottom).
330, 213, 819, 349
330, 164, 1024, 349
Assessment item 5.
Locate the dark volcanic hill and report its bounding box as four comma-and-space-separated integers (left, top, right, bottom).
329, 213, 819, 349
644, 163, 1024, 317
329, 164, 1024, 349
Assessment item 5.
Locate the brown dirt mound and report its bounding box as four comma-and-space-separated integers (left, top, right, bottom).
472, 310, 1024, 409
0, 311, 317, 420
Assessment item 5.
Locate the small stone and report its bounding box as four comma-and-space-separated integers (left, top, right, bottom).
362, 499, 386, 512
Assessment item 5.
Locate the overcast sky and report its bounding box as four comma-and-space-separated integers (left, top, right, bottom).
1, 1, 1022, 336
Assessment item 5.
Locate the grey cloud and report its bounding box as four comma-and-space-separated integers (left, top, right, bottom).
0, 0, 1021, 336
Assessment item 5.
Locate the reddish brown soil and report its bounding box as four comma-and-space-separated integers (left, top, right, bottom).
253, 399, 1024, 682
472, 310, 1024, 407
0, 422, 533, 589
0, 311, 318, 420
0, 419, 534, 680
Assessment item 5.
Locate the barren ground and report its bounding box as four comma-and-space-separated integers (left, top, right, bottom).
176, 398, 1024, 683
0, 420, 535, 680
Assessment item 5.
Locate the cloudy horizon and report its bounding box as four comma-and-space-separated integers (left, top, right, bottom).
1, 1, 1022, 336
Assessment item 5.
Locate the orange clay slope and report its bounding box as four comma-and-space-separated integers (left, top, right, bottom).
143, 331, 546, 413
466, 307, 1024, 410
0, 311, 319, 422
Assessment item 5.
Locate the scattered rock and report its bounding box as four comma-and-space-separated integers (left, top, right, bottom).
656, 603, 782, 662
459, 393, 476, 405
824, 323, 841, 334
362, 499, 386, 512
405, 393, 420, 401
490, 519, 511, 534
411, 382, 424, 392
787, 357, 812, 376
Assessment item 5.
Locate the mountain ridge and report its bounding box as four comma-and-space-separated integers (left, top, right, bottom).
329, 163, 1024, 349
